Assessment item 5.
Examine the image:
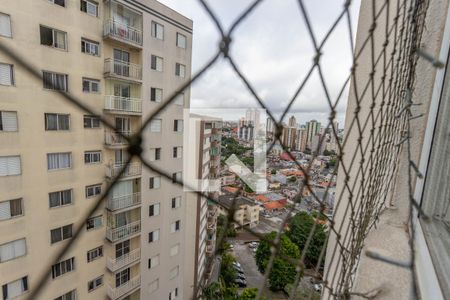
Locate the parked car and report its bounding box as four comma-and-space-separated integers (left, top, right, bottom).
232, 261, 241, 268
236, 273, 246, 281
313, 284, 323, 292
233, 265, 244, 273
234, 279, 247, 287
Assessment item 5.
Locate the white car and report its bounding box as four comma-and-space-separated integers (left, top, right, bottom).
313, 284, 322, 292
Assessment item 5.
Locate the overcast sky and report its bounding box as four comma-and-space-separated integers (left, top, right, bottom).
158, 0, 361, 127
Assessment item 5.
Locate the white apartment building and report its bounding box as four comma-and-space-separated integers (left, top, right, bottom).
0, 0, 194, 299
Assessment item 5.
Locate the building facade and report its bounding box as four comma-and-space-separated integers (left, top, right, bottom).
0, 0, 193, 299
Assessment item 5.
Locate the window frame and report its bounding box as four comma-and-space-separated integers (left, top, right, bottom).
49, 189, 73, 208
0, 63, 14, 86
54, 289, 76, 300
175, 63, 186, 78
47, 152, 72, 170
86, 215, 102, 231
84, 150, 102, 164
0, 198, 23, 220
151, 55, 163, 72
45, 113, 70, 131
81, 38, 100, 56
85, 184, 102, 198
149, 203, 160, 217
0, 238, 27, 263
50, 224, 73, 244
82, 77, 100, 93
0, 111, 18, 132
43, 71, 68, 91
0, 13, 12, 38
39, 25, 67, 50
151, 21, 164, 40
412, 8, 450, 299
48, 0, 66, 7
81, 0, 99, 17
51, 257, 75, 279
83, 115, 101, 129
150, 87, 163, 102
87, 246, 103, 263
176, 32, 187, 49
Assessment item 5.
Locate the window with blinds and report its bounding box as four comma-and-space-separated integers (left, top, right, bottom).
54, 289, 76, 300
151, 55, 163, 72
43, 71, 68, 91
0, 13, 12, 38
171, 220, 180, 233
50, 224, 72, 244
150, 87, 162, 102
82, 78, 100, 93
45, 113, 70, 131
48, 0, 65, 7
174, 120, 183, 132
87, 246, 103, 262
176, 33, 187, 49
40, 26, 67, 50
84, 151, 101, 164
86, 215, 102, 230
0, 111, 18, 132
81, 0, 98, 17
171, 196, 181, 209
149, 203, 160, 217
150, 119, 162, 132
0, 156, 21, 176
0, 198, 23, 220
49, 189, 72, 208
2, 277, 28, 300
151, 21, 164, 40
83, 115, 100, 129
85, 184, 101, 198
175, 63, 186, 78
0, 63, 14, 86
149, 148, 161, 161
51, 257, 75, 279
149, 229, 159, 243
173, 146, 182, 158
0, 238, 26, 263
149, 176, 161, 189
81, 38, 99, 56
47, 152, 71, 170
148, 254, 159, 269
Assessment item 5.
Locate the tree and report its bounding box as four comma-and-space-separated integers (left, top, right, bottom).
288, 176, 297, 182
220, 252, 237, 287
287, 212, 327, 267
239, 288, 266, 300
200, 282, 222, 299
271, 169, 276, 175
255, 232, 300, 291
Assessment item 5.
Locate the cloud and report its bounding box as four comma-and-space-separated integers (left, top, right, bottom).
157, 0, 361, 126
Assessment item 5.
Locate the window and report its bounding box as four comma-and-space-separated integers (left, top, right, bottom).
49, 189, 72, 208
81, 0, 98, 17
150, 148, 161, 161
83, 115, 100, 129
48, 0, 65, 7
151, 55, 163, 72
84, 151, 101, 164
81, 38, 99, 56
169, 288, 178, 300
40, 26, 67, 50
0, 111, 17, 132
150, 87, 162, 102
87, 246, 103, 262
86, 215, 102, 230
50, 224, 72, 244
149, 203, 160, 217
54, 289, 76, 300
86, 184, 101, 198
174, 120, 183, 132
148, 254, 159, 269
82, 78, 100, 93
171, 197, 181, 209
175, 63, 186, 78
172, 172, 182, 183
51, 257, 75, 279
170, 244, 179, 257
149, 279, 159, 294
115, 240, 129, 258
171, 220, 180, 233
47, 153, 71, 170
45, 113, 70, 131
173, 146, 182, 158
150, 119, 162, 133
149, 176, 161, 189
169, 266, 179, 279
176, 33, 186, 49
0, 13, 12, 38
88, 275, 103, 292
148, 229, 160, 243
0, 156, 21, 176
0, 198, 22, 220
174, 93, 184, 106
151, 22, 164, 40
115, 268, 130, 287
2, 277, 28, 299
43, 71, 68, 91
0, 239, 26, 263
0, 63, 14, 86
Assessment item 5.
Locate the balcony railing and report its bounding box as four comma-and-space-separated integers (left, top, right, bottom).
104, 96, 142, 114
107, 275, 141, 300
103, 19, 142, 47
106, 220, 141, 242
206, 244, 214, 254
105, 131, 133, 146
106, 162, 142, 178
106, 248, 140, 272
104, 58, 142, 81
107, 192, 141, 211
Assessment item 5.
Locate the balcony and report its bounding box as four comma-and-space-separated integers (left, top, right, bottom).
103, 19, 142, 48
206, 244, 214, 255
107, 192, 141, 211
107, 275, 140, 300
105, 131, 133, 147
106, 248, 140, 272
104, 96, 142, 114
106, 220, 141, 242
106, 162, 141, 179
104, 58, 142, 83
